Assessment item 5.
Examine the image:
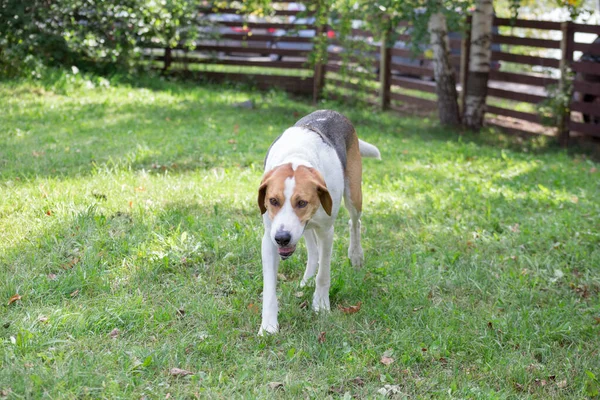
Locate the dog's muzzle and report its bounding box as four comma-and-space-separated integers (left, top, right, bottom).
278, 245, 296, 260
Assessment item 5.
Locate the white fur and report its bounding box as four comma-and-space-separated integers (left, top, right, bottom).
358, 139, 381, 159
259, 126, 378, 335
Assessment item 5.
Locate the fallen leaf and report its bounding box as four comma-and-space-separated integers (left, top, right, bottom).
62, 257, 80, 270
338, 302, 361, 314
412, 306, 424, 312
7, 294, 21, 305
70, 289, 79, 297
38, 316, 48, 323
227, 139, 237, 144
45, 210, 52, 216
24, 363, 33, 368
377, 384, 403, 397
277, 273, 287, 281
328, 385, 344, 394
594, 316, 600, 325
510, 223, 520, 233
109, 328, 119, 339
534, 378, 547, 387
299, 300, 308, 309
487, 321, 493, 329
135, 186, 145, 192
590, 167, 597, 173
557, 379, 567, 388
47, 274, 57, 280
0, 389, 10, 397
421, 347, 427, 352
247, 303, 259, 314
351, 377, 365, 386
571, 196, 579, 204
170, 368, 194, 377
233, 124, 239, 134
318, 331, 326, 344
267, 382, 283, 390
438, 357, 448, 364
514, 382, 524, 392
165, 393, 171, 399
176, 309, 185, 318
380, 356, 395, 366
294, 291, 304, 298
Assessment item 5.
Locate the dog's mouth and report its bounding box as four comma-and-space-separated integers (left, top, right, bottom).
278, 245, 296, 260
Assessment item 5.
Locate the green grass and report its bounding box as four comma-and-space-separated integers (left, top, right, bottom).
1, 70, 599, 399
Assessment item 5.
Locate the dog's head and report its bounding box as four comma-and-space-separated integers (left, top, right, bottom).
258, 163, 332, 259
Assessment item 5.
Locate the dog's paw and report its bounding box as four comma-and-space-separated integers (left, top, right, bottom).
348, 246, 364, 267
258, 323, 279, 336
312, 289, 330, 312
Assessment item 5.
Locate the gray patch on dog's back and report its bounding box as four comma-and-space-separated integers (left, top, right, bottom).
293, 110, 355, 170
264, 110, 355, 169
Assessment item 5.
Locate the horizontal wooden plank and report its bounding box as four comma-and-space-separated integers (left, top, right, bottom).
389, 63, 434, 78
571, 101, 600, 118
492, 34, 561, 49
153, 56, 309, 69
573, 42, 600, 55
489, 70, 558, 87
488, 87, 547, 103
327, 53, 380, 68
200, 7, 311, 17
219, 21, 316, 30
390, 92, 437, 109
491, 51, 560, 68
571, 23, 600, 35
573, 80, 600, 97
192, 44, 308, 56
493, 17, 561, 30
165, 70, 314, 94
391, 77, 436, 93
219, 34, 312, 43
394, 34, 462, 49
568, 121, 600, 137
571, 61, 600, 75
487, 105, 542, 123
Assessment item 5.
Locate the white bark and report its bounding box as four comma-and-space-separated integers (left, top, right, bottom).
464, 0, 494, 130
429, 12, 460, 126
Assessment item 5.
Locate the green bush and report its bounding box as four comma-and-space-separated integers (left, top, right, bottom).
0, 0, 202, 78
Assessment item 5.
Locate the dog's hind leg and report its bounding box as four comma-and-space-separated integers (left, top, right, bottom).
345, 135, 365, 268
301, 230, 319, 287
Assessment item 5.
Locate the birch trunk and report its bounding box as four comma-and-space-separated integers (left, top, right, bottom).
463, 0, 494, 130
429, 12, 460, 126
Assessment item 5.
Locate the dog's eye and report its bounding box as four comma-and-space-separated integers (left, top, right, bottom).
297, 200, 308, 208
269, 198, 279, 207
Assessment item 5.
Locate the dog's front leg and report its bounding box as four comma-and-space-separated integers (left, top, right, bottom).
259, 229, 280, 335
313, 226, 334, 312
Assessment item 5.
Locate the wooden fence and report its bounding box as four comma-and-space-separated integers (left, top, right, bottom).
142, 4, 600, 142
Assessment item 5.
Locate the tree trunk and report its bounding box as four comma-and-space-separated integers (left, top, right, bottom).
429, 12, 460, 126
463, 0, 494, 131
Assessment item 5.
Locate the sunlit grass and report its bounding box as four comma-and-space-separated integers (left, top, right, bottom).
1, 70, 599, 398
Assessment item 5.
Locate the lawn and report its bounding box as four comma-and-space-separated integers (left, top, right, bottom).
1, 71, 599, 399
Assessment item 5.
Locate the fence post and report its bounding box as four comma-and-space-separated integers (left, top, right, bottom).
557, 21, 574, 147
163, 47, 172, 72
313, 23, 326, 105
379, 28, 392, 111
459, 16, 472, 117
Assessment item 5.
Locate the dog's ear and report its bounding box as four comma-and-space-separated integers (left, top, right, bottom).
257, 169, 275, 214
307, 168, 332, 216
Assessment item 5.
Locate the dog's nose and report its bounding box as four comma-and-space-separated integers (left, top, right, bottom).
274, 231, 292, 246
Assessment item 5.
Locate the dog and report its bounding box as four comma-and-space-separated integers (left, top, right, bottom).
257, 110, 381, 335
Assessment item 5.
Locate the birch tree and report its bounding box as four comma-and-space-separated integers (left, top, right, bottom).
463, 0, 494, 130
428, 11, 460, 126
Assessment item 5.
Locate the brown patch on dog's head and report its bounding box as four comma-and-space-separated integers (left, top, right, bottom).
258, 164, 332, 220
293, 166, 332, 219
258, 164, 294, 216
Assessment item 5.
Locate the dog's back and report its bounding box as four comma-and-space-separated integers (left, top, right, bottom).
293, 110, 356, 171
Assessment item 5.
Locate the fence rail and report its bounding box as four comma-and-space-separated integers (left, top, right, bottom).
142, 3, 600, 142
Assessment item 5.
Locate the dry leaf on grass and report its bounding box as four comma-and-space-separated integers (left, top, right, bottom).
247, 303, 259, 314
377, 384, 403, 397
380, 356, 395, 366
299, 300, 308, 309
318, 331, 326, 344
70, 289, 79, 297
267, 382, 284, 390
38, 316, 49, 323
7, 294, 21, 306
294, 291, 304, 298
557, 379, 567, 388
170, 368, 194, 377
109, 328, 120, 339
338, 302, 361, 314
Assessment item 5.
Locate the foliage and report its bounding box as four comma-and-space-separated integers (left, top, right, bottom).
0, 0, 203, 78
536, 74, 573, 127
1, 74, 599, 398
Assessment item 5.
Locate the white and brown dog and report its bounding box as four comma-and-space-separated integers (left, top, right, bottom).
257, 110, 380, 334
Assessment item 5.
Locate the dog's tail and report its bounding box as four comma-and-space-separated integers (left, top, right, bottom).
358, 139, 381, 160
